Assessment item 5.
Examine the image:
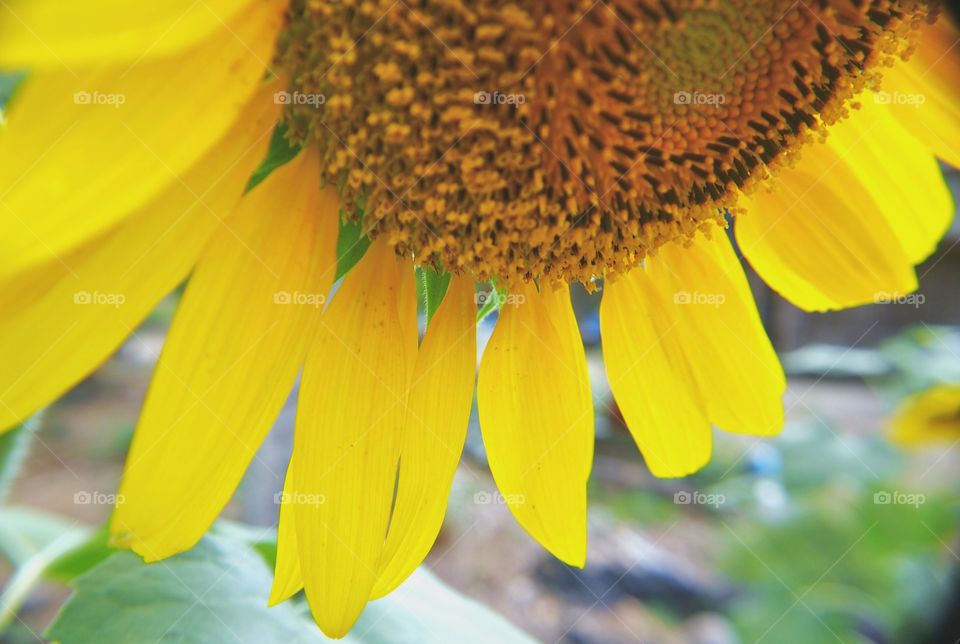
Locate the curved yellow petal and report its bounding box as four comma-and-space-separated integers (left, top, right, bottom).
477, 283, 593, 567
646, 229, 785, 436
0, 0, 256, 67
372, 275, 477, 598
735, 144, 917, 312
890, 384, 960, 447
825, 96, 954, 264
600, 268, 712, 478
112, 149, 339, 560
291, 239, 418, 638
0, 0, 285, 283
269, 466, 303, 607
0, 81, 282, 433
881, 18, 960, 169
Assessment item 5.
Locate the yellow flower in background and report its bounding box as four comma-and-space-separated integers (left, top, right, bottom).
0, 0, 957, 637
890, 384, 960, 446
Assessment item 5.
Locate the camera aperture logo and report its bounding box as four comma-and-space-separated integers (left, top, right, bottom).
674, 490, 725, 508
73, 91, 126, 109
274, 290, 326, 308
873, 490, 925, 508
274, 91, 326, 108
874, 91, 926, 108
274, 491, 326, 507
475, 290, 525, 309
473, 90, 526, 108
474, 490, 526, 505
74, 290, 126, 309
673, 290, 725, 308
874, 291, 925, 308
673, 90, 726, 107
74, 490, 125, 506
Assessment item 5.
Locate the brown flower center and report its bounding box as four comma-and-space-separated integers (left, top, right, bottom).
279, 0, 935, 286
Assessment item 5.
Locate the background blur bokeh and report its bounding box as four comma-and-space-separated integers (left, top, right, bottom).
1, 172, 959, 643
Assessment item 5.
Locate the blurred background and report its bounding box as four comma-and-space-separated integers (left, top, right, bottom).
1, 169, 958, 643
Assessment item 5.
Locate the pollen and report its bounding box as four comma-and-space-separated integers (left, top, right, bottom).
278, 0, 936, 286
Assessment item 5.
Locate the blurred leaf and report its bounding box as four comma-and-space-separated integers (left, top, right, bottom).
0, 71, 25, 109
781, 344, 891, 379
47, 535, 322, 644
46, 525, 114, 583
0, 421, 33, 503
476, 283, 505, 323
0, 507, 88, 568
416, 266, 452, 326
47, 532, 534, 644
336, 217, 370, 281
246, 124, 301, 192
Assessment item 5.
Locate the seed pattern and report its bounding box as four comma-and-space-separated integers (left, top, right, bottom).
279, 0, 936, 286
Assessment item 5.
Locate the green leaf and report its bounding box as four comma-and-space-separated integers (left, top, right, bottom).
0, 507, 88, 569
47, 531, 535, 643
0, 71, 26, 110
45, 525, 114, 583
336, 217, 371, 281
47, 535, 323, 644
416, 266, 452, 326
0, 420, 33, 503
476, 282, 506, 323
246, 124, 301, 192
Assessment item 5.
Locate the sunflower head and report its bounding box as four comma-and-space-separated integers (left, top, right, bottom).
278, 0, 936, 287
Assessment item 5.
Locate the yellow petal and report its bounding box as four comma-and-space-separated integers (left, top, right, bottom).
0, 0, 257, 67
372, 275, 477, 598
112, 149, 339, 560
825, 96, 954, 264
600, 268, 712, 478
890, 384, 960, 447
735, 143, 917, 312
477, 284, 593, 567
881, 18, 960, 169
269, 466, 303, 607
0, 0, 285, 283
291, 239, 418, 638
0, 80, 282, 433
646, 229, 785, 436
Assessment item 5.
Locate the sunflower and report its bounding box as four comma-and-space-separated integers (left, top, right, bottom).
890, 384, 960, 446
1, 0, 957, 637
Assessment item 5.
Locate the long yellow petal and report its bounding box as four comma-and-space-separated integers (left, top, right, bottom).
291, 239, 418, 638
0, 0, 256, 67
477, 283, 593, 567
269, 466, 303, 607
112, 149, 339, 560
600, 268, 712, 478
646, 229, 785, 436
372, 275, 477, 598
0, 0, 285, 283
735, 145, 917, 312
881, 18, 960, 169
825, 96, 954, 264
0, 81, 282, 433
